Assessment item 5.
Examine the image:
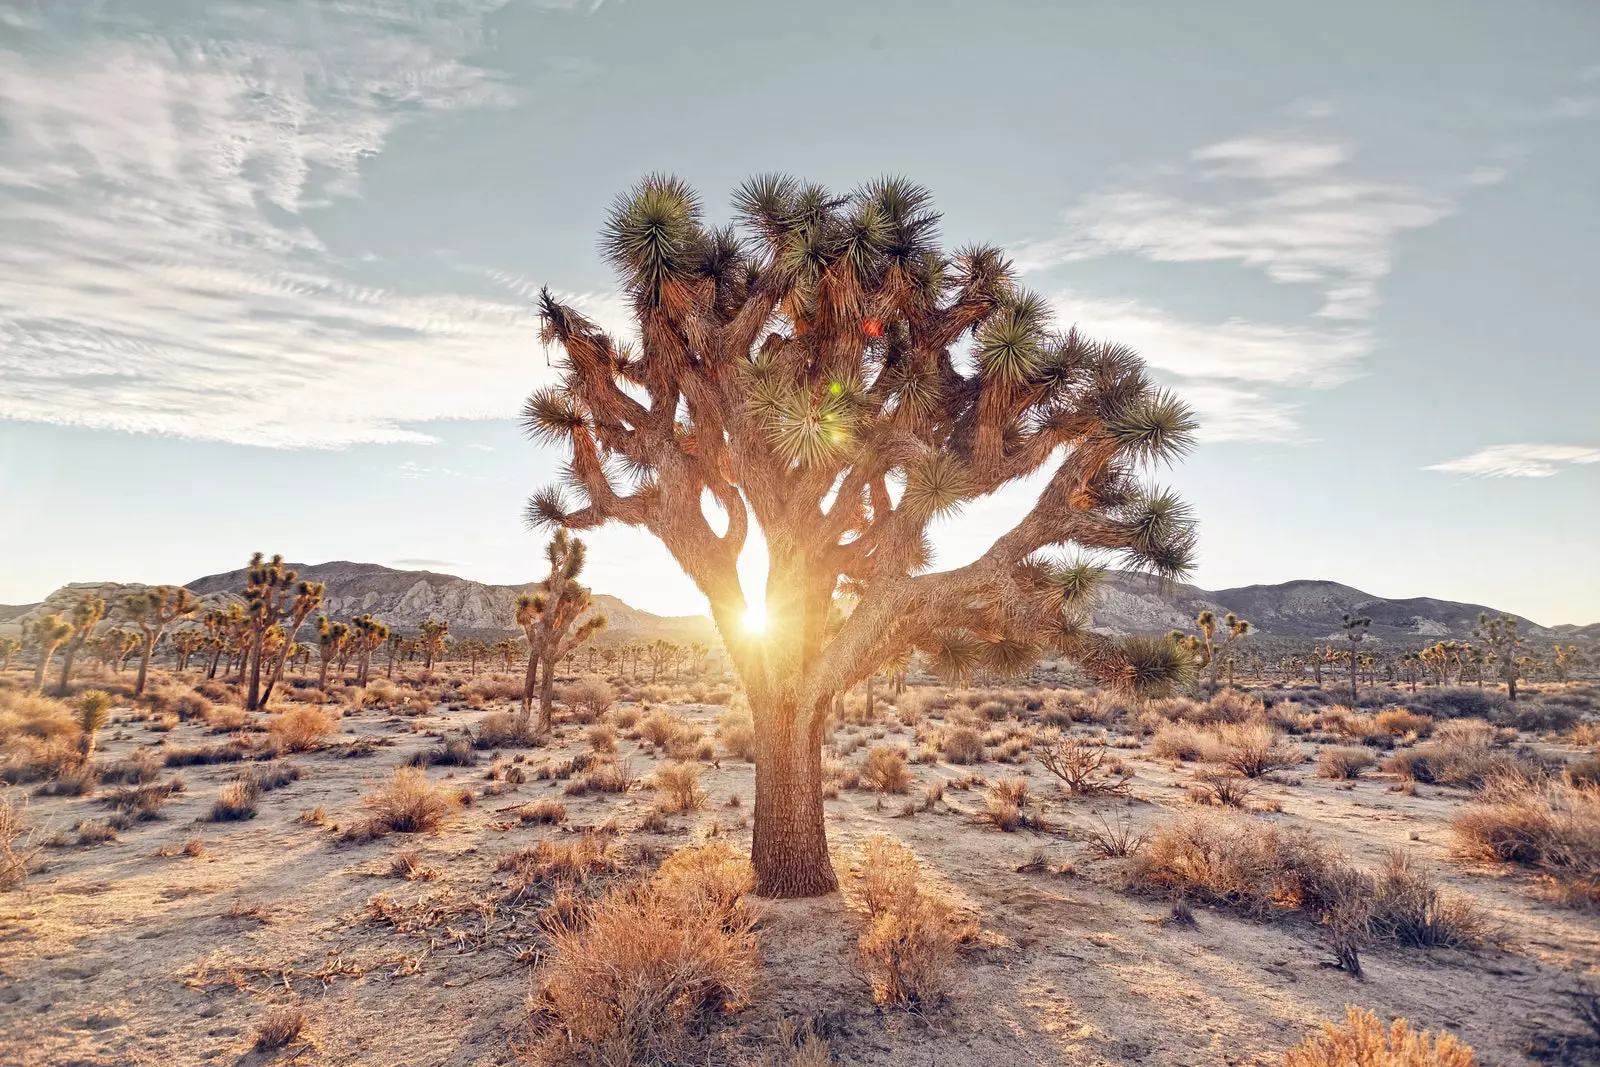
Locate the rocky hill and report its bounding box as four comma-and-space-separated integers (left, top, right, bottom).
2, 563, 1588, 651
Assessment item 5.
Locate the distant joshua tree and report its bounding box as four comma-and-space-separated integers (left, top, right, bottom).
241, 554, 300, 710
29, 614, 73, 693
1473, 612, 1525, 702
316, 617, 349, 689
524, 175, 1198, 895
55, 593, 106, 695
1339, 612, 1371, 703
260, 580, 324, 706
418, 619, 449, 671
350, 613, 390, 687
516, 530, 607, 734
125, 586, 198, 697
0, 636, 19, 672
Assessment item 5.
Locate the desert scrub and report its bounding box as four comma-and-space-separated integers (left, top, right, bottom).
1284, 1006, 1477, 1067
1384, 719, 1544, 788
515, 798, 567, 825
346, 767, 459, 839
1203, 722, 1301, 777
850, 836, 974, 1009
1452, 776, 1600, 907
252, 1005, 309, 1051
1, 789, 38, 890
1151, 722, 1207, 761
1318, 746, 1378, 779
938, 725, 985, 764
860, 744, 912, 794
267, 706, 336, 753
497, 832, 616, 890
1035, 732, 1132, 795
654, 761, 706, 812
531, 843, 756, 1064
717, 707, 756, 762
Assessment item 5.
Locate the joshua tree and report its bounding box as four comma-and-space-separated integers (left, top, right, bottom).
240, 554, 301, 710
76, 689, 112, 759
1217, 613, 1251, 688
1195, 610, 1217, 674
1552, 644, 1582, 683
125, 586, 198, 697
0, 636, 19, 672
517, 530, 608, 733
29, 615, 73, 692
316, 618, 349, 689
1473, 612, 1525, 702
417, 619, 449, 671
525, 175, 1198, 896
385, 631, 403, 679
171, 630, 204, 672
260, 581, 324, 706
350, 614, 389, 686
55, 593, 105, 695
1339, 612, 1371, 703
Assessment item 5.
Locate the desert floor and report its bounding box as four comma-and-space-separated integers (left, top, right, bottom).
2, 675, 1596, 1067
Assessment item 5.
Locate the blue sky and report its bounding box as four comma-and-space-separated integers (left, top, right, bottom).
1, 1, 1596, 624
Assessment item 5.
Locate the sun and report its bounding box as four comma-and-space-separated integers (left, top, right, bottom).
743, 604, 768, 633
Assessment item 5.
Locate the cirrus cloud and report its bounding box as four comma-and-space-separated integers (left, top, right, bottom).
1425, 444, 1600, 479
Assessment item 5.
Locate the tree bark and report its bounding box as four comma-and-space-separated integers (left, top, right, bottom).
537, 654, 556, 733
519, 646, 539, 727
32, 649, 54, 692
749, 693, 837, 898
135, 632, 157, 696
55, 642, 82, 696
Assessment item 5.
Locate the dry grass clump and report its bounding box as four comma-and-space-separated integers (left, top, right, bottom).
498, 832, 616, 890
565, 760, 632, 797
1150, 721, 1207, 761
1375, 708, 1434, 737
586, 722, 617, 753
252, 1005, 309, 1051
860, 745, 912, 794
1035, 733, 1132, 795
655, 761, 706, 812
104, 776, 185, 820
362, 679, 404, 709
1186, 770, 1261, 808
1204, 722, 1301, 777
531, 843, 757, 1064
636, 709, 684, 748
516, 798, 568, 825
983, 777, 1045, 832
1384, 719, 1542, 788
1363, 850, 1498, 948
850, 836, 973, 1009
717, 708, 756, 762
938, 725, 985, 764
346, 767, 459, 839
1452, 777, 1600, 906
209, 779, 261, 822
267, 706, 336, 753
1, 790, 38, 890
1284, 1006, 1477, 1067
1318, 746, 1378, 779
559, 676, 616, 722
475, 710, 531, 748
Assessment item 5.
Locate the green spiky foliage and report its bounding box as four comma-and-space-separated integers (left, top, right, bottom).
76, 689, 112, 758
316, 617, 350, 689
124, 585, 198, 698
517, 530, 607, 733
1339, 611, 1372, 703
55, 593, 106, 695
0, 636, 19, 672
240, 554, 299, 710
418, 619, 450, 671
260, 580, 324, 706
29, 614, 74, 693
526, 175, 1199, 897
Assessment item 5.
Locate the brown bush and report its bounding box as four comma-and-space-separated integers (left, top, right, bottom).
860, 745, 912, 794
1384, 720, 1543, 788
586, 723, 617, 753
655, 761, 706, 812
516, 798, 568, 825
498, 832, 615, 889
939, 725, 985, 764
347, 767, 458, 839
1452, 778, 1600, 906
1204, 722, 1301, 777
1375, 708, 1434, 737
267, 707, 336, 753
475, 710, 528, 748
1364, 849, 1496, 948
209, 779, 261, 822
533, 843, 757, 1063
851, 836, 971, 1009
637, 710, 683, 748
1318, 746, 1378, 779
1151, 722, 1207, 761
253, 1006, 309, 1051
1284, 1006, 1477, 1067
1035, 733, 1132, 795
565, 760, 632, 797
560, 676, 616, 722
717, 708, 756, 762
1, 790, 38, 890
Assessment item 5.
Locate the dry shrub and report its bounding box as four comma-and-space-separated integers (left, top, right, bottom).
475, 710, 527, 748
664, 726, 706, 762
267, 707, 336, 753
1187, 770, 1260, 808
1318, 746, 1378, 779
984, 777, 1043, 832
1452, 778, 1600, 906
1364, 850, 1497, 948
1035, 733, 1132, 795
566, 760, 632, 797
1375, 708, 1434, 737
1196, 689, 1265, 724
1151, 722, 1207, 761
104, 776, 184, 820
498, 832, 615, 889
851, 836, 971, 1009
205, 703, 248, 731
637, 710, 684, 749
1, 790, 38, 890
612, 706, 641, 730
860, 745, 912, 794
1284, 1006, 1477, 1067
516, 798, 567, 825
656, 761, 706, 812
939, 725, 985, 764
1385, 719, 1542, 788
1205, 722, 1301, 777
532, 843, 756, 1064
209, 779, 261, 822
253, 1006, 308, 1051
348, 767, 458, 839
587, 723, 617, 753
717, 708, 756, 762
561, 676, 616, 722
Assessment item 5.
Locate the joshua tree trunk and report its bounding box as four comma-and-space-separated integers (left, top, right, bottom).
749, 692, 836, 897
135, 632, 158, 696
32, 649, 55, 692
537, 654, 557, 733
1349, 650, 1359, 704
318, 659, 330, 690
55, 642, 83, 696
207, 646, 223, 679
519, 647, 540, 729
864, 672, 874, 720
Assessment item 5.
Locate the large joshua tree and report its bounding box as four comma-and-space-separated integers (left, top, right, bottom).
525, 175, 1198, 896
241, 554, 300, 710
126, 586, 199, 697
260, 581, 324, 706
55, 593, 106, 695
30, 615, 74, 693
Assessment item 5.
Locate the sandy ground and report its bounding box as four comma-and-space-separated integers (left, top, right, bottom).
2, 679, 1596, 1066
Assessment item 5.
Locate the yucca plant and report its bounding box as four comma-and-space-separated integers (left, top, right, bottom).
55, 593, 105, 695
125, 586, 198, 697
29, 615, 74, 693
77, 689, 112, 759
527, 175, 1198, 896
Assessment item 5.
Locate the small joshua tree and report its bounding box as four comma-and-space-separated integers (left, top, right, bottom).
517, 530, 608, 734
241, 554, 299, 710
418, 619, 449, 671
1473, 611, 1524, 702
55, 593, 105, 695
77, 690, 112, 759
29, 615, 73, 693
316, 618, 349, 689
0, 636, 19, 673
125, 586, 198, 697
350, 614, 390, 687
525, 175, 1197, 895
1340, 612, 1371, 704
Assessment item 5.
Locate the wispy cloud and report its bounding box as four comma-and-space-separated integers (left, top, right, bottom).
391, 558, 457, 570
0, 2, 551, 449
1426, 444, 1600, 479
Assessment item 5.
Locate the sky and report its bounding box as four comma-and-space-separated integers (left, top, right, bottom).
1, 1, 1597, 625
